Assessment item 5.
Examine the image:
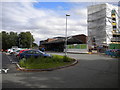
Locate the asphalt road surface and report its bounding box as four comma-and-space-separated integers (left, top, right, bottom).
1, 52, 119, 88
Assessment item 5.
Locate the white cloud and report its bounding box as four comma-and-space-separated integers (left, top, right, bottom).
1, 0, 119, 2
69, 0, 119, 2
1, 2, 88, 45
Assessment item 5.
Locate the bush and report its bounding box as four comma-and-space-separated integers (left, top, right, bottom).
63, 56, 71, 62
19, 54, 74, 69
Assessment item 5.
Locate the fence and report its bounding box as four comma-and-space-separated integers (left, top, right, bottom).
66, 44, 88, 53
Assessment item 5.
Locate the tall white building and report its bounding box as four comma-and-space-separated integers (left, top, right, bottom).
87, 3, 118, 47
118, 1, 120, 30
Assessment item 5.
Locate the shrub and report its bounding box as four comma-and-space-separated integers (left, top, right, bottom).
63, 55, 71, 62
19, 54, 73, 69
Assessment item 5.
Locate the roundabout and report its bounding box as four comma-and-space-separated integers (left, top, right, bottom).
16, 55, 78, 72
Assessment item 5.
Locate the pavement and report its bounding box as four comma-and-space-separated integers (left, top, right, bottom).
1, 52, 119, 88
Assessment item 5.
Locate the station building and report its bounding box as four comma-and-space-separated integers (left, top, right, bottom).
39, 34, 87, 52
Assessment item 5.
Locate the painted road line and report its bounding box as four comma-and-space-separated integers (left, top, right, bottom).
6, 55, 13, 62
6, 55, 18, 64
11, 62, 17, 64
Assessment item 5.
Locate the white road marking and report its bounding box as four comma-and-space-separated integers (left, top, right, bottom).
6, 54, 18, 64
12, 62, 17, 64
6, 55, 13, 62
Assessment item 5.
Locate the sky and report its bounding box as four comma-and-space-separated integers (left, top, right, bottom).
1, 0, 119, 45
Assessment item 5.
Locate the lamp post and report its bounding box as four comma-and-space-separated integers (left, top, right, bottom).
30, 31, 33, 49
31, 36, 32, 49
65, 14, 70, 56
19, 36, 21, 48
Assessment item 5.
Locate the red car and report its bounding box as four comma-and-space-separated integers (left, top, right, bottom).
17, 49, 30, 57
5, 49, 8, 52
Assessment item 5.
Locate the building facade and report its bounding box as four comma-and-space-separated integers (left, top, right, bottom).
39, 34, 87, 52
87, 3, 118, 47
118, 1, 120, 30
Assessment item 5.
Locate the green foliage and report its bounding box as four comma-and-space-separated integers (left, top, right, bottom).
109, 44, 120, 49
19, 58, 26, 67
67, 44, 87, 49
32, 43, 38, 49
1, 31, 36, 50
1, 31, 18, 50
19, 55, 74, 69
19, 31, 34, 48
63, 56, 71, 62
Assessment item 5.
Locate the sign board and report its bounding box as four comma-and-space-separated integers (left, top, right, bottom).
66, 44, 88, 53
67, 44, 87, 49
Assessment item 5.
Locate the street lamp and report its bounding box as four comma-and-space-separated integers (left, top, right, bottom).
30, 31, 33, 49
19, 36, 21, 48
31, 35, 32, 48
65, 14, 70, 56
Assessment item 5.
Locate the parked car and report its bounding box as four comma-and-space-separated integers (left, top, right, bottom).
5, 49, 8, 52
17, 49, 30, 57
7, 49, 14, 54
14, 50, 22, 57
12, 48, 22, 54
19, 50, 52, 59
7, 48, 18, 54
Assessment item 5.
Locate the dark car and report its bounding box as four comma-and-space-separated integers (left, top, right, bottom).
17, 49, 30, 57
19, 50, 52, 59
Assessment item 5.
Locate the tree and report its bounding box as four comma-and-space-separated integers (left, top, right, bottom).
0, 32, 2, 50
1, 31, 35, 49
19, 32, 34, 48
32, 43, 38, 48
8, 32, 18, 48
1, 31, 9, 50
1, 31, 18, 50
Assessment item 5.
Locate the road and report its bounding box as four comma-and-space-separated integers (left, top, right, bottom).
1, 52, 119, 88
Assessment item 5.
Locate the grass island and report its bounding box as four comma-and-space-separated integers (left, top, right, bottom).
19, 54, 76, 69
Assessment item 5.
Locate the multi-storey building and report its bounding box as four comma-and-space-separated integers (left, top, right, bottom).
87, 3, 119, 47
118, 1, 120, 30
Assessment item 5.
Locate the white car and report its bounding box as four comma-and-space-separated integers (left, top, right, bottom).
14, 49, 22, 57
7, 49, 13, 54
7, 48, 18, 54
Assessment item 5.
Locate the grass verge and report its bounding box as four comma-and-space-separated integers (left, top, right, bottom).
19, 55, 75, 69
